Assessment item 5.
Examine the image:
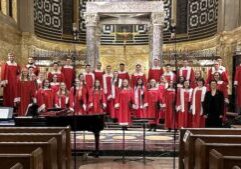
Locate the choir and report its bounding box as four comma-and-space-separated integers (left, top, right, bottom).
1, 52, 237, 130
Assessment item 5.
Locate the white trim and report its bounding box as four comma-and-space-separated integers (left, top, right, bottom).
133, 72, 144, 76
63, 65, 73, 69
192, 86, 206, 115
179, 67, 192, 80
38, 104, 46, 112
103, 73, 113, 94
234, 81, 238, 85
6, 61, 17, 66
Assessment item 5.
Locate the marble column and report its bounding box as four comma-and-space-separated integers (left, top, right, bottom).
84, 12, 99, 68
150, 12, 164, 66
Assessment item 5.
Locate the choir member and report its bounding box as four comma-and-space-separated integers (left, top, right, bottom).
25, 57, 40, 76
177, 76, 185, 89
203, 80, 224, 128
178, 59, 195, 83
234, 63, 241, 114
28, 66, 36, 79
158, 75, 168, 119
176, 80, 193, 128
164, 81, 177, 131
50, 74, 60, 96
69, 79, 87, 115
192, 78, 207, 128
115, 79, 134, 126
144, 79, 162, 131
78, 73, 86, 84
131, 64, 146, 87
206, 61, 228, 84
36, 72, 45, 89
118, 63, 130, 81
93, 62, 104, 87
55, 82, 69, 109
191, 70, 203, 88
14, 68, 36, 116
217, 57, 228, 75
103, 65, 113, 116
84, 64, 95, 89
163, 64, 176, 83
112, 71, 122, 88
36, 79, 54, 112
88, 80, 107, 115
61, 58, 75, 90
133, 78, 146, 118
48, 62, 65, 82
148, 58, 163, 82
1, 52, 21, 107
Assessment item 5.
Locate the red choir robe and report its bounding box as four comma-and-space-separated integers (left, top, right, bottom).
235, 65, 241, 108
206, 67, 228, 84
50, 82, 60, 96
103, 73, 113, 115
176, 88, 193, 128
26, 63, 40, 76
93, 70, 104, 87
148, 67, 164, 82
162, 71, 176, 83
36, 88, 54, 112
192, 86, 207, 128
144, 88, 162, 125
14, 80, 36, 116
178, 66, 195, 82
61, 65, 75, 90
131, 72, 146, 87
48, 71, 65, 82
118, 71, 130, 81
164, 88, 177, 129
1, 61, 21, 107
88, 89, 107, 115
83, 72, 95, 92
69, 86, 87, 115
115, 88, 134, 125
133, 86, 146, 118
158, 83, 168, 119
55, 94, 69, 109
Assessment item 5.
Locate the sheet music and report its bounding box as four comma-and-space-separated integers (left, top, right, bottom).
0, 109, 10, 119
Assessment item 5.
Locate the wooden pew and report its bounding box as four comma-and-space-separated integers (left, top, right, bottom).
0, 139, 57, 169
195, 138, 241, 169
0, 148, 43, 169
0, 126, 71, 169
10, 163, 23, 169
209, 149, 241, 169
0, 133, 65, 169
179, 128, 241, 169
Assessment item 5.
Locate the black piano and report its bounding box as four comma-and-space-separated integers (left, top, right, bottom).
14, 112, 105, 156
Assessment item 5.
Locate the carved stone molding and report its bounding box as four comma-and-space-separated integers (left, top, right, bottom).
84, 12, 99, 27
151, 12, 164, 26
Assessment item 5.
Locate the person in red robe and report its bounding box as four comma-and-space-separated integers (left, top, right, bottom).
48, 62, 65, 82
164, 81, 177, 131
36, 79, 55, 113
206, 61, 228, 84
14, 68, 36, 116
144, 79, 163, 131
133, 78, 146, 118
55, 82, 69, 109
50, 74, 60, 96
25, 57, 40, 76
162, 64, 176, 84
131, 64, 146, 87
88, 80, 107, 115
1, 53, 21, 107
103, 65, 114, 116
178, 59, 195, 83
192, 78, 207, 128
115, 79, 134, 126
176, 80, 193, 128
61, 58, 75, 90
191, 70, 203, 88
69, 79, 87, 115
36, 72, 45, 89
93, 62, 104, 87
177, 76, 185, 89
118, 63, 130, 81
148, 58, 164, 82
83, 64, 95, 92
234, 63, 241, 114
217, 57, 228, 77
158, 75, 168, 120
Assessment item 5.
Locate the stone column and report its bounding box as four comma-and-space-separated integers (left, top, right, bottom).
150, 12, 164, 66
84, 12, 99, 68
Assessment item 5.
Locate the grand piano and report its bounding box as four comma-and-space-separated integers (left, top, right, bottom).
14, 109, 105, 156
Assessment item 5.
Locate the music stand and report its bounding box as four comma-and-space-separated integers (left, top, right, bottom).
131, 118, 155, 164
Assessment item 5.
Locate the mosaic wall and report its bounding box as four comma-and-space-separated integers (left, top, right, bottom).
34, 0, 219, 44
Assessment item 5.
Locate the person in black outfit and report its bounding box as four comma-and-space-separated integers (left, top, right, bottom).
203, 80, 224, 128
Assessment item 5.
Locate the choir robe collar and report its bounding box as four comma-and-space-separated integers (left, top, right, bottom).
6, 61, 17, 66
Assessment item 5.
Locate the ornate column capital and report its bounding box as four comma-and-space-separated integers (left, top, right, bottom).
151, 12, 164, 26
84, 12, 99, 27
